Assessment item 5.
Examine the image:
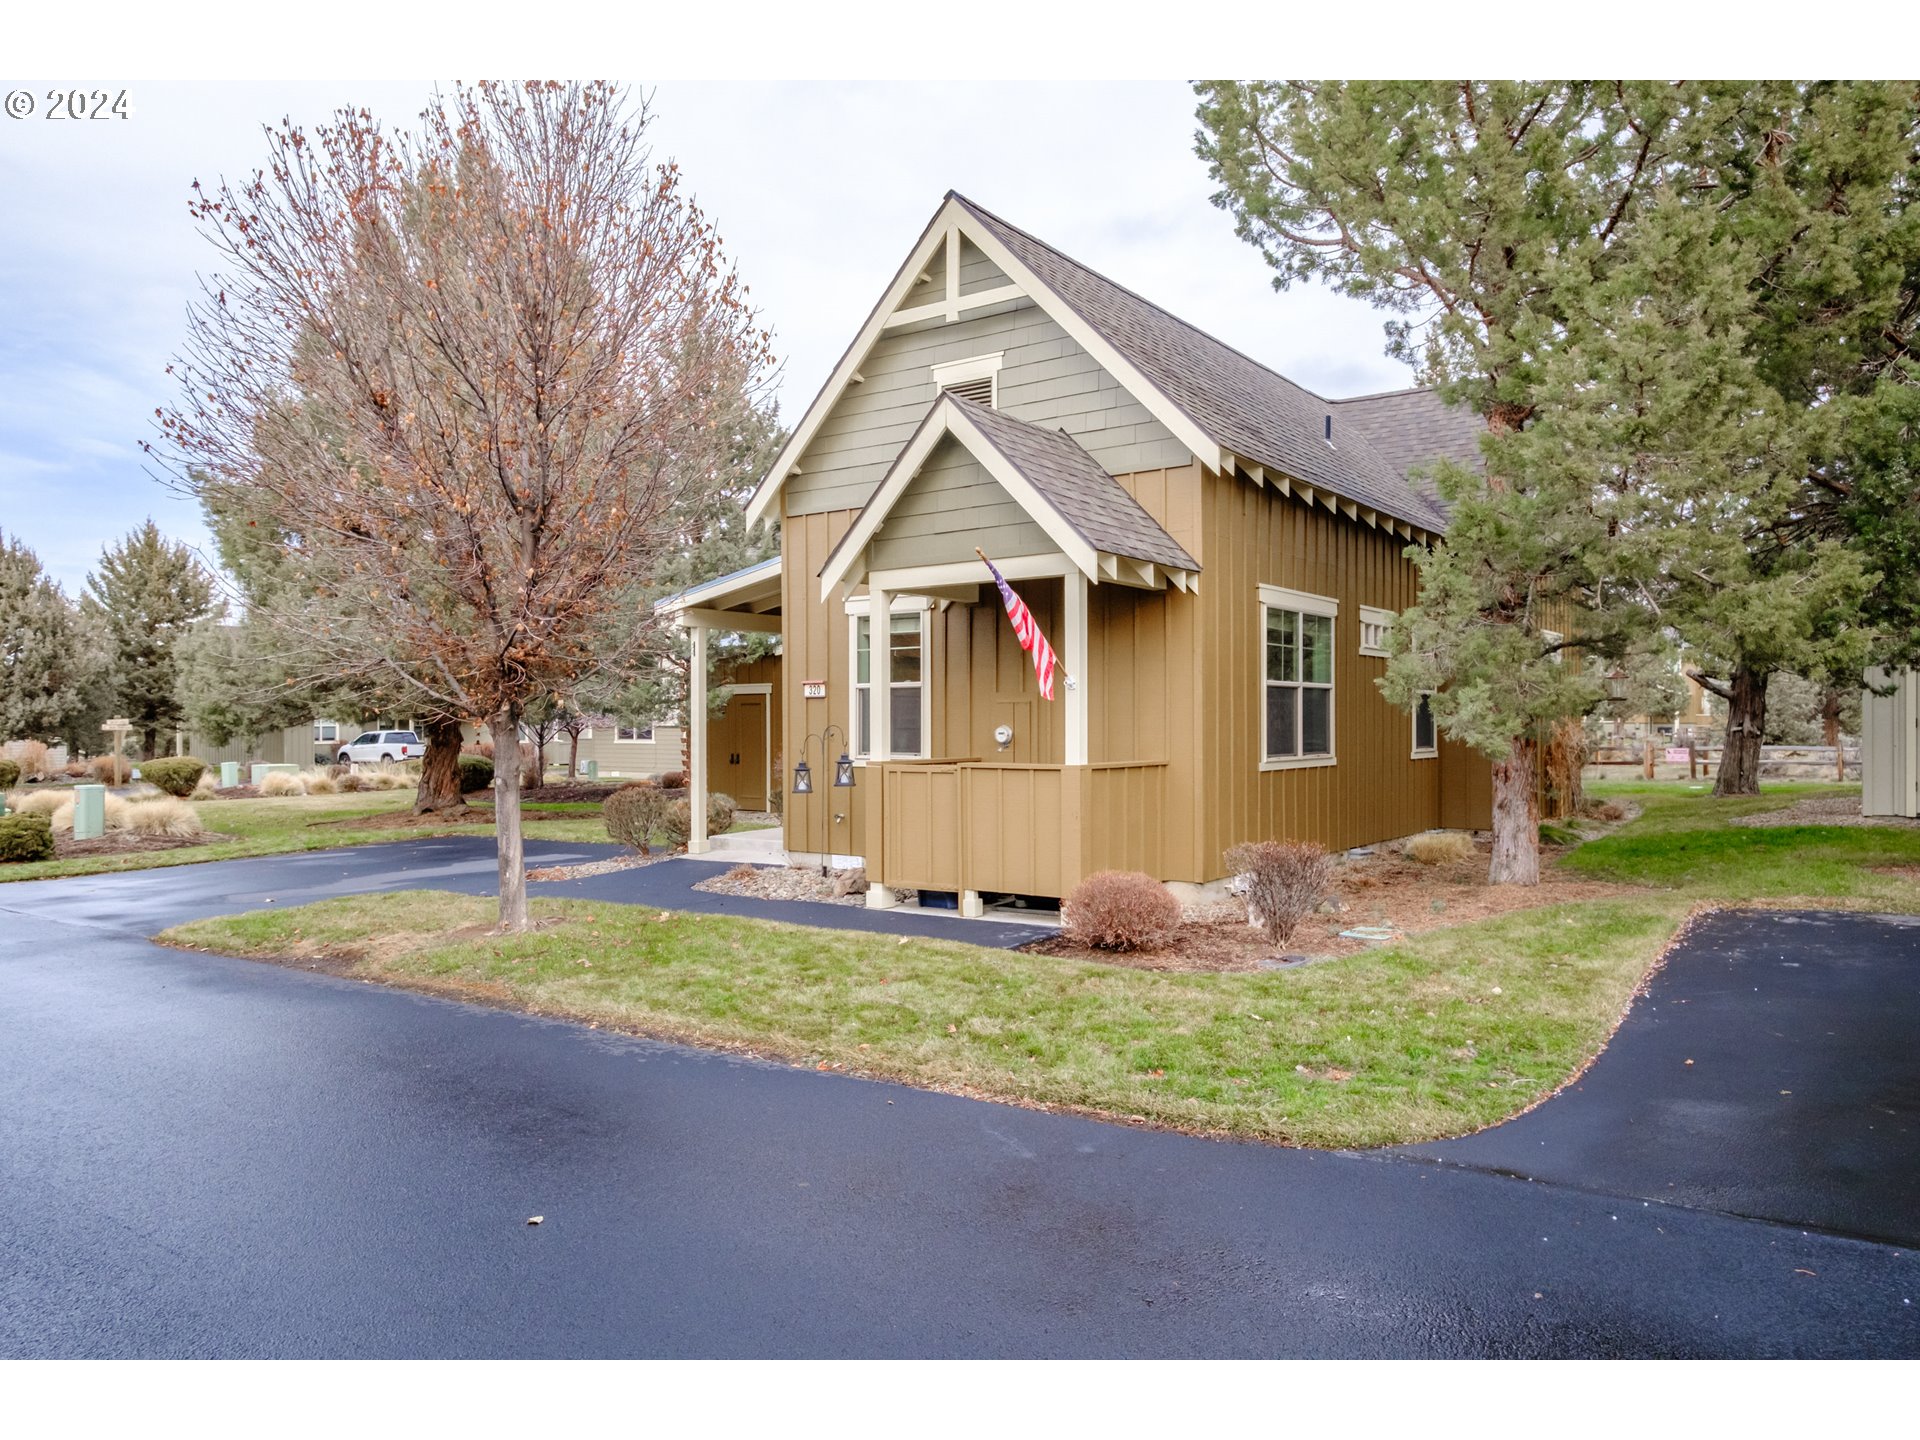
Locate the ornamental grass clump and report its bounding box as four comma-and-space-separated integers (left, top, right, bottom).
1062, 869, 1182, 952
2, 740, 53, 782
121, 795, 204, 838
1226, 840, 1333, 947
260, 771, 308, 797
1405, 830, 1478, 866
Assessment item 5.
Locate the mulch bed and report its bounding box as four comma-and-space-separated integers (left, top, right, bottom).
1024, 842, 1637, 974
53, 830, 236, 859
1731, 794, 1920, 830
515, 782, 688, 805
212, 785, 261, 799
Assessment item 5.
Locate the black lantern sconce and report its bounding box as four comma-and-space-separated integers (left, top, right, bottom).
794, 724, 855, 796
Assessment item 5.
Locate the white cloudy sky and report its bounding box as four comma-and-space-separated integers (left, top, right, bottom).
0, 79, 1413, 594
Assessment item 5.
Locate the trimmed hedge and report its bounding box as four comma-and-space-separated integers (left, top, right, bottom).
0, 759, 19, 791
140, 757, 208, 798
0, 813, 55, 863
457, 754, 494, 793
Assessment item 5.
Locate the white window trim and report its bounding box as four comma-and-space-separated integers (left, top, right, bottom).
615, 723, 656, 744
1257, 584, 1339, 772
312, 721, 339, 743
846, 595, 934, 762
1358, 604, 1394, 659
1543, 628, 1565, 665
930, 350, 1005, 409
1411, 691, 1438, 759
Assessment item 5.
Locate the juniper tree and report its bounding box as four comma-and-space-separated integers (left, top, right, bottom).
1195, 80, 1738, 882
156, 82, 770, 930
82, 521, 214, 757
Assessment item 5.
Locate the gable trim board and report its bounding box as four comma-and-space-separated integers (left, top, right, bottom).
817, 393, 1198, 602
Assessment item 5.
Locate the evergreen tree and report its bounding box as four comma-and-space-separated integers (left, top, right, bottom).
83, 521, 215, 757
1195, 81, 1738, 882
0, 530, 110, 745
176, 614, 314, 749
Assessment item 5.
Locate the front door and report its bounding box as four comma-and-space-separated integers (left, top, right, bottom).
710, 693, 768, 811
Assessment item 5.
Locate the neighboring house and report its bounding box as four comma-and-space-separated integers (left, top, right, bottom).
662, 191, 1507, 915
180, 718, 349, 768
1862, 668, 1919, 818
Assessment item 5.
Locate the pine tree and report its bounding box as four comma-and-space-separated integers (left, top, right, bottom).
83, 521, 215, 757
0, 530, 110, 745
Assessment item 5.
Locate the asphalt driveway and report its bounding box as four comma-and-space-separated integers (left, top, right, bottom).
2, 841, 1916, 1357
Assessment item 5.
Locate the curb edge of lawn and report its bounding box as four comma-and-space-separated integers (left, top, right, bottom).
153, 892, 1704, 1153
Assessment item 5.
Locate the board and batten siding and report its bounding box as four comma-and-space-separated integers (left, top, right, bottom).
1192, 467, 1489, 874
785, 296, 1190, 518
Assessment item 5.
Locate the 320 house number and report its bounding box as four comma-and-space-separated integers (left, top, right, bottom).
42, 90, 132, 120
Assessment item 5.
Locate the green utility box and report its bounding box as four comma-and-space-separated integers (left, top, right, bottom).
72, 784, 107, 841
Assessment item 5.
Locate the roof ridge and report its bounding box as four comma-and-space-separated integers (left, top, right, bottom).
949, 192, 1345, 409
1332, 384, 1443, 404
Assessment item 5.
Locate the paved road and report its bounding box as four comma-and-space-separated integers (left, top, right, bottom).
2, 842, 1915, 1357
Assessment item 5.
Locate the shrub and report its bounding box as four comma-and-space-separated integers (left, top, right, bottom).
122, 795, 204, 837
0, 759, 18, 791
1226, 840, 1333, 947
708, 792, 737, 835
63, 761, 89, 779
0, 813, 55, 862
260, 771, 308, 797
661, 798, 693, 848
1063, 869, 1181, 951
88, 754, 126, 783
191, 771, 219, 799
1594, 801, 1626, 823
3, 740, 53, 781
603, 783, 668, 854
139, 757, 208, 798
659, 770, 686, 790
1405, 831, 1477, 866
336, 773, 367, 793
457, 754, 494, 793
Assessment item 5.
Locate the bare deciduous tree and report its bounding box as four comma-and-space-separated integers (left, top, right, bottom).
154, 82, 771, 929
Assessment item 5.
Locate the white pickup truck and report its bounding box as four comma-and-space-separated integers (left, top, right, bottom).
336, 730, 423, 765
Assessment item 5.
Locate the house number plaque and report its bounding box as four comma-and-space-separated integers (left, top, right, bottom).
802, 681, 827, 699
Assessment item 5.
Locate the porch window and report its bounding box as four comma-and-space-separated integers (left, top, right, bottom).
312, 721, 338, 743
851, 608, 928, 758
1412, 693, 1437, 757
1258, 585, 1337, 769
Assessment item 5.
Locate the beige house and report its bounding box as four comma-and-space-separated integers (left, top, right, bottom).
663, 192, 1502, 915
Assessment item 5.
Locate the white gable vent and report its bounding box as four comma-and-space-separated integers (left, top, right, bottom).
931, 351, 1004, 410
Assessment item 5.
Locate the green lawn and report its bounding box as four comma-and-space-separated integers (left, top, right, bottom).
162, 889, 1686, 1149
1568, 781, 1920, 911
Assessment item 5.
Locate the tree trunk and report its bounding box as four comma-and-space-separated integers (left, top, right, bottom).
1488, 732, 1541, 886
567, 732, 580, 780
1821, 690, 1845, 781
1713, 666, 1769, 797
494, 703, 529, 933
1542, 716, 1585, 818
413, 712, 469, 815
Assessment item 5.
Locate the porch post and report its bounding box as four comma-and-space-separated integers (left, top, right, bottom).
688, 621, 710, 854
1065, 568, 1089, 766
866, 586, 899, 909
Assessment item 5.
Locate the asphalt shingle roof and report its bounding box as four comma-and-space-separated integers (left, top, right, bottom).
950, 396, 1198, 573
1332, 387, 1486, 512
952, 193, 1455, 534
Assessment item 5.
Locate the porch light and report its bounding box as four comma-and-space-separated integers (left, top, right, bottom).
1605, 668, 1630, 705
834, 750, 855, 787
792, 759, 813, 794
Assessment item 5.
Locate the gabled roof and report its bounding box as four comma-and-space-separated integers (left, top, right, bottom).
951, 196, 1451, 535
1332, 386, 1486, 513
744, 192, 1462, 540
818, 393, 1197, 601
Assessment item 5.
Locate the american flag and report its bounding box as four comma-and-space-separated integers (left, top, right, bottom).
981, 552, 1059, 701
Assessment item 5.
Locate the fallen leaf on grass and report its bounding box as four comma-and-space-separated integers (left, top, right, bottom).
527, 1216, 544, 1226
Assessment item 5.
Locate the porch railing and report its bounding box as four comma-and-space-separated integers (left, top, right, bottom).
873, 759, 1169, 899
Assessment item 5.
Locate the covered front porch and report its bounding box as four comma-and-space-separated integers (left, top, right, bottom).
813, 394, 1202, 913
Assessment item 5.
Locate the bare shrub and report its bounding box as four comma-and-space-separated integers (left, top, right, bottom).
603, 783, 668, 854
708, 792, 737, 835
2, 740, 53, 781
88, 754, 125, 784
1594, 801, 1626, 822
1063, 869, 1181, 952
661, 798, 693, 848
659, 770, 687, 790
336, 773, 368, 793
260, 771, 308, 797
122, 795, 205, 837
63, 761, 89, 779
1226, 840, 1333, 947
191, 771, 219, 799
1405, 831, 1477, 866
